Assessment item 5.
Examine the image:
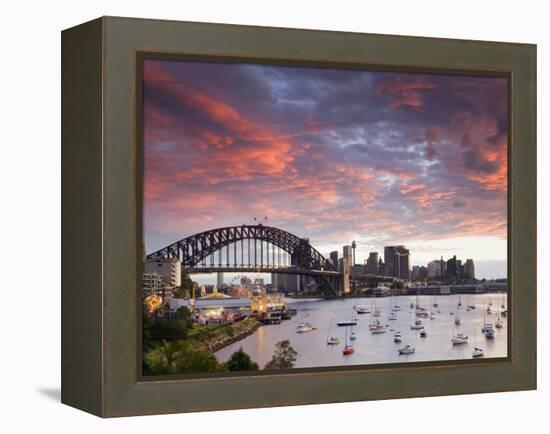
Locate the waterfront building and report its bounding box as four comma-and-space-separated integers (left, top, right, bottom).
428, 259, 446, 278
330, 250, 339, 272
144, 257, 182, 288
367, 252, 379, 274
142, 272, 164, 296
464, 259, 475, 279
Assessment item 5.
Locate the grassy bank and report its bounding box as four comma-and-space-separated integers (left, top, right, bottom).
187, 318, 260, 353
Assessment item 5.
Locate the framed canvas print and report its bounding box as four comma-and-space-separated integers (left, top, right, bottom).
61, 16, 536, 417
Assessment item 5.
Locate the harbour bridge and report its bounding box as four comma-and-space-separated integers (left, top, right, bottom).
147, 224, 393, 296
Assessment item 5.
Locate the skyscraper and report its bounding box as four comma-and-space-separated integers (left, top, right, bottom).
342, 245, 353, 272
428, 259, 446, 278
464, 259, 475, 279
330, 250, 339, 272
367, 252, 379, 274
446, 255, 458, 277
397, 251, 411, 280
384, 245, 410, 279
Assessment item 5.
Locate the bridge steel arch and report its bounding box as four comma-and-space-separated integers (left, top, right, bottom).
147, 224, 335, 272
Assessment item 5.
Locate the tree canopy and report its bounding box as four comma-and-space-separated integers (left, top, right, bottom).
264, 340, 297, 370
226, 347, 259, 371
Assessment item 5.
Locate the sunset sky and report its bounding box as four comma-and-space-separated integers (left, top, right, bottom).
143, 59, 508, 279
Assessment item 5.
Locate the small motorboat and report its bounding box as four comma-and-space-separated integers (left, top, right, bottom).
484, 326, 495, 339
398, 345, 415, 355
486, 306, 492, 314
296, 322, 315, 333
472, 347, 484, 358
416, 311, 429, 318
393, 305, 401, 311
468, 304, 476, 310
388, 312, 398, 321
350, 331, 357, 340
372, 310, 382, 317
501, 310, 508, 317
451, 333, 469, 345
353, 306, 372, 314
455, 316, 461, 326
420, 329, 428, 338
371, 325, 387, 334
394, 332, 402, 343
495, 316, 503, 329
342, 345, 355, 355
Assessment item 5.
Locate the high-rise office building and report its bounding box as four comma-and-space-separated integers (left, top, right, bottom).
342, 245, 353, 272
464, 259, 475, 279
330, 250, 339, 272
446, 255, 458, 277
384, 245, 410, 279
427, 259, 446, 278
216, 271, 224, 288
397, 251, 411, 280
367, 252, 379, 274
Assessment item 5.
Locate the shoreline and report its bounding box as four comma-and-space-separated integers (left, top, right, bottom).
190, 318, 261, 354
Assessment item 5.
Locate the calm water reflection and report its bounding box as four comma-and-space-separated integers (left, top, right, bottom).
215, 293, 507, 369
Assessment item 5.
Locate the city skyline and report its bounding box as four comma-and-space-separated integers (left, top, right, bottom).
143, 59, 508, 280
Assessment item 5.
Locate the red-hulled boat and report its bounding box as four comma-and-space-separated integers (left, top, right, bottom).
342, 345, 355, 356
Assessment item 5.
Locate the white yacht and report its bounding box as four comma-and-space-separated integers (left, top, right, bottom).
451, 333, 469, 345
296, 322, 315, 333
353, 305, 372, 314
371, 324, 387, 334
483, 324, 495, 339
398, 345, 415, 355
369, 319, 382, 330
472, 347, 485, 358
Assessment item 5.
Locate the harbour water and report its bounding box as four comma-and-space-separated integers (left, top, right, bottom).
215, 293, 507, 368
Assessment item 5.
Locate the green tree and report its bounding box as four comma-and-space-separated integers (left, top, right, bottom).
144, 341, 226, 375
225, 347, 259, 371
146, 317, 188, 343
264, 340, 297, 370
